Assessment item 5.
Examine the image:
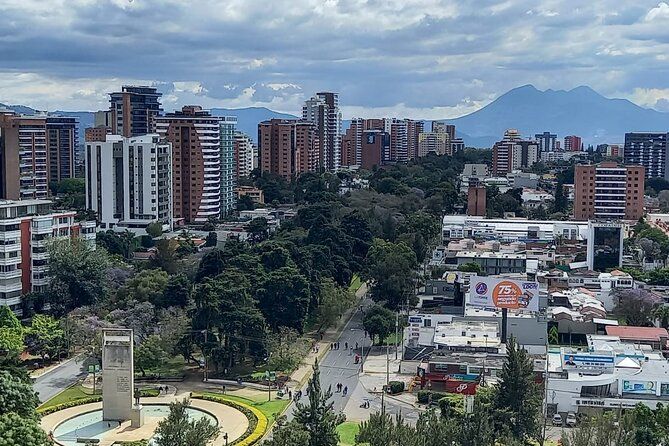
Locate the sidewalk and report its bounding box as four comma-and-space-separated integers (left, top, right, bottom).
288, 283, 368, 388
30, 354, 82, 379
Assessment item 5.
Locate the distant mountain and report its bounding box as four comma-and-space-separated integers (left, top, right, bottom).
446, 85, 669, 148
0, 102, 39, 115
210, 107, 297, 142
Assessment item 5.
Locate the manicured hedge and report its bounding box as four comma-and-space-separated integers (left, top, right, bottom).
38, 388, 160, 416
388, 381, 405, 395
37, 396, 102, 416
417, 390, 449, 404
191, 394, 268, 446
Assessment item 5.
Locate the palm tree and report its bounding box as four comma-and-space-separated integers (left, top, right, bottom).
652, 305, 669, 328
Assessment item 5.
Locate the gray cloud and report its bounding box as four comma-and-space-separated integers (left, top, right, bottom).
1, 0, 669, 117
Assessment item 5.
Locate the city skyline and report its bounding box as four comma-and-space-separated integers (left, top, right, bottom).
2, 1, 669, 119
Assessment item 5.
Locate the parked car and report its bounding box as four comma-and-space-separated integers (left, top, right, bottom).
566, 412, 577, 427
552, 413, 563, 426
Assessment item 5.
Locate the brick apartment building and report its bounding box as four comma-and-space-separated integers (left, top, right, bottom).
573, 162, 644, 221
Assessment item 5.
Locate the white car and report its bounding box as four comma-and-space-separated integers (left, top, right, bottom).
552, 414, 563, 426
566, 412, 577, 427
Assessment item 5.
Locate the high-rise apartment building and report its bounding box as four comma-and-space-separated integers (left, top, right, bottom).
451, 137, 465, 153
467, 185, 487, 216
46, 117, 78, 183
302, 92, 341, 171
0, 199, 96, 315
155, 106, 222, 224
85, 134, 172, 232
418, 132, 450, 157
535, 132, 558, 152
432, 122, 456, 140
233, 132, 256, 179
219, 116, 237, 216
109, 86, 163, 137
623, 132, 669, 179
258, 119, 319, 179
0, 112, 48, 200
94, 110, 112, 128
573, 162, 644, 221
85, 126, 112, 143
564, 135, 582, 152
492, 129, 540, 175
361, 130, 389, 170
406, 119, 424, 160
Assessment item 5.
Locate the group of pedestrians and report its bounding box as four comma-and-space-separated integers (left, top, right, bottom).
335, 382, 348, 396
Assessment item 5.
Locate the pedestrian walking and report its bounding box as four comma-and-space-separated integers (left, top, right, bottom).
355, 342, 358, 349
345, 342, 348, 349
343, 386, 348, 396
331, 343, 334, 350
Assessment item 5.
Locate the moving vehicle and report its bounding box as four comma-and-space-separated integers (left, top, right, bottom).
552, 413, 563, 426
566, 412, 577, 427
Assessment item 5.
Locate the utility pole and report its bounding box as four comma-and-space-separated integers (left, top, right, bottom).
394, 310, 399, 360
540, 338, 549, 446
360, 338, 365, 373
203, 330, 208, 382
386, 344, 390, 386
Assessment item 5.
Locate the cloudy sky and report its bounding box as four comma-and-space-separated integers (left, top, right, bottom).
2, 0, 669, 119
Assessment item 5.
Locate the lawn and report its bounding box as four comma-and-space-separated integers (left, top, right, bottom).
197, 392, 290, 427
38, 384, 160, 412
382, 332, 402, 346
138, 355, 187, 377
38, 384, 100, 411
338, 422, 360, 445
349, 275, 363, 292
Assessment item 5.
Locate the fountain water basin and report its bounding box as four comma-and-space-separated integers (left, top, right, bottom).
52, 404, 217, 446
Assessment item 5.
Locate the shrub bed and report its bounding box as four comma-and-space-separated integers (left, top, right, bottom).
38, 396, 102, 416
388, 381, 405, 395
191, 394, 268, 446
417, 390, 449, 404
38, 388, 161, 415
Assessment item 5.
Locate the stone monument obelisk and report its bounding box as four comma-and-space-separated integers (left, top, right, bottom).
102, 328, 144, 427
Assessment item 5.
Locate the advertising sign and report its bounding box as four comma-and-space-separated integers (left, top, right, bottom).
470, 278, 539, 311
444, 380, 478, 395
622, 380, 656, 394
662, 383, 669, 396
562, 354, 614, 371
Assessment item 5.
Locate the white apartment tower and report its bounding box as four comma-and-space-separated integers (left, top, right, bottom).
234, 132, 256, 178
85, 134, 173, 233
302, 92, 341, 171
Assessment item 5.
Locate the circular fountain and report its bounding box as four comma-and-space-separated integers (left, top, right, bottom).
52, 404, 217, 445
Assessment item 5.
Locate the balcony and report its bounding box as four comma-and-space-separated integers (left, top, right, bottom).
0, 295, 22, 307
31, 251, 48, 261
0, 269, 22, 280
31, 276, 50, 287
0, 281, 22, 294
31, 264, 49, 274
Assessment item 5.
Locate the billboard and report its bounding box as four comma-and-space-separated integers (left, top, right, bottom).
470, 278, 539, 311
562, 354, 614, 371
622, 380, 656, 394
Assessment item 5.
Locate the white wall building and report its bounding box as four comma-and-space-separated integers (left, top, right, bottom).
442, 215, 589, 243
0, 199, 96, 314
547, 335, 669, 415
85, 134, 172, 233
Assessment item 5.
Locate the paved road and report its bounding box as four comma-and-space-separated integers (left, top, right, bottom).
285, 302, 419, 423
34, 355, 88, 402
